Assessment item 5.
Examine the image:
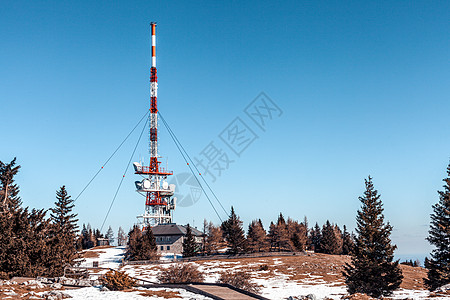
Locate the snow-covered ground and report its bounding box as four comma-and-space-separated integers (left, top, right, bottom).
64, 286, 212, 300
79, 246, 126, 269
77, 246, 450, 300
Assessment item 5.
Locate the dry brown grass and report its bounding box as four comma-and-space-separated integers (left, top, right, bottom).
194, 253, 428, 290
126, 252, 429, 294
399, 264, 427, 290
0, 283, 65, 300
194, 253, 351, 286
82, 250, 104, 258
92, 245, 115, 250
136, 289, 183, 298
342, 293, 376, 300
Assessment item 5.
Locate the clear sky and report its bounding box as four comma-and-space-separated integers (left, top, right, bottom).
1, 1, 449, 258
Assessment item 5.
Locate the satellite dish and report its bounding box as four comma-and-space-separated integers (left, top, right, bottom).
135, 181, 142, 190
162, 181, 169, 189
142, 179, 151, 189
133, 162, 141, 172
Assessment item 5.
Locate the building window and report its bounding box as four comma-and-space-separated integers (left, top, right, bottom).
160, 246, 164, 251
166, 246, 170, 250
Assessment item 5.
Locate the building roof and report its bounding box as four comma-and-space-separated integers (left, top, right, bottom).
151, 223, 204, 237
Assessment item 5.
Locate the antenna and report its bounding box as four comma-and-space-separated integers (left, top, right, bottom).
133, 22, 176, 227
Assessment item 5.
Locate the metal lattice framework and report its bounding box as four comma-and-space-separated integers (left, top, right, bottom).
133, 22, 176, 227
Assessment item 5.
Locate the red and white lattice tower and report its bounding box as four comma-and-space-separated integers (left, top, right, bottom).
133, 22, 176, 227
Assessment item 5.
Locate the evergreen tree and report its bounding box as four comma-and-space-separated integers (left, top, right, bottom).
126, 225, 158, 261
48, 186, 80, 276
26, 208, 51, 276
425, 162, 450, 290
117, 227, 127, 246
182, 224, 197, 257
321, 220, 341, 254
310, 223, 322, 253
94, 228, 103, 240
139, 227, 158, 260
81, 223, 95, 249
126, 225, 142, 260
86, 224, 96, 248
0, 158, 22, 278
268, 222, 276, 251
343, 176, 403, 297
287, 218, 308, 251
202, 219, 208, 255
0, 159, 54, 278
0, 158, 22, 213
277, 214, 294, 251
334, 224, 344, 253
221, 207, 247, 254
247, 219, 269, 252
81, 224, 88, 247
106, 226, 115, 245
342, 225, 355, 255
205, 221, 224, 254
268, 213, 294, 252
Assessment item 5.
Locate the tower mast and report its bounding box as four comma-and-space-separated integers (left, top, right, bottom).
133, 22, 176, 227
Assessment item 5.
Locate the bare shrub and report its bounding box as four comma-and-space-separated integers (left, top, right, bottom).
258, 264, 269, 271
157, 264, 204, 283
100, 270, 136, 291
217, 270, 261, 294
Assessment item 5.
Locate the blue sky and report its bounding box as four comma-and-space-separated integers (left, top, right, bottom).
1, 1, 449, 258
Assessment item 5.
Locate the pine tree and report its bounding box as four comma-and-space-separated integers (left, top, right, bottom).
277, 214, 294, 251
106, 226, 115, 245
139, 227, 158, 260
287, 218, 308, 251
334, 224, 343, 254
26, 208, 51, 277
117, 227, 127, 246
321, 220, 341, 254
342, 225, 355, 255
47, 186, 80, 276
205, 221, 224, 254
0, 159, 54, 278
343, 176, 403, 297
182, 224, 197, 257
126, 225, 158, 261
268, 214, 294, 252
247, 219, 269, 252
85, 224, 96, 248
0, 159, 22, 278
268, 222, 276, 251
0, 158, 22, 213
81, 223, 95, 249
94, 228, 103, 240
310, 223, 322, 253
425, 162, 450, 290
126, 225, 142, 260
221, 207, 247, 254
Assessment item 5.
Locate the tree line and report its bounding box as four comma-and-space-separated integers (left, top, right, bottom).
1, 157, 450, 297
195, 210, 355, 256
78, 223, 125, 249
0, 158, 79, 278
185, 164, 450, 297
